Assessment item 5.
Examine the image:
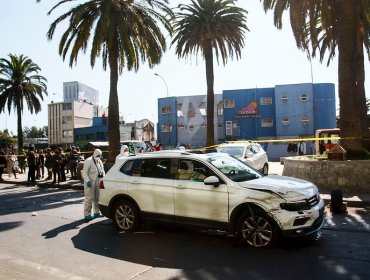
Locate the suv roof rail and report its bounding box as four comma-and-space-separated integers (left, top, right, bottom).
225, 140, 253, 144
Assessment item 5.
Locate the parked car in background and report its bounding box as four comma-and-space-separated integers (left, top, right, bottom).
217, 142, 269, 175
120, 140, 148, 153
99, 151, 324, 248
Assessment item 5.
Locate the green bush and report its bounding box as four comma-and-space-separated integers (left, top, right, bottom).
347, 149, 370, 160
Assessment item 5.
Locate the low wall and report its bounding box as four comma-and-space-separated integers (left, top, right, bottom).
283, 157, 370, 193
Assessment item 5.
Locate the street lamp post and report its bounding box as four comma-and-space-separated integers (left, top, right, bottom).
154, 73, 170, 148
154, 73, 169, 97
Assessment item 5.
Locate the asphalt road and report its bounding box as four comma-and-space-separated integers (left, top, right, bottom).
0, 182, 370, 280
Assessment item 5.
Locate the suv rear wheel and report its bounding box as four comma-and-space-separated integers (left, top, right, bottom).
237, 208, 279, 248
113, 199, 140, 231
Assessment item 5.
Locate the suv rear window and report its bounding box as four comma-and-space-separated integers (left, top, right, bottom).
120, 158, 172, 179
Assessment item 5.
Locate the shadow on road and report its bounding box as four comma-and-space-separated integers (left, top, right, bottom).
70, 220, 370, 280
0, 186, 83, 216
42, 219, 86, 239
0, 221, 24, 232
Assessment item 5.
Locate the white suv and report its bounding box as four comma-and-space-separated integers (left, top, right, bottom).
217, 142, 269, 175
99, 151, 324, 248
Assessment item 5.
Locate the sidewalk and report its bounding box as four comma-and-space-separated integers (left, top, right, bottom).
1, 167, 370, 208
0, 171, 84, 190
268, 161, 370, 208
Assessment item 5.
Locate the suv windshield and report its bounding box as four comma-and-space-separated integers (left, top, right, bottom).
217, 146, 244, 158
207, 154, 261, 182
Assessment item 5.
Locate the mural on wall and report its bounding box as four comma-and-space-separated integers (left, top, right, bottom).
176, 94, 222, 147
237, 101, 260, 117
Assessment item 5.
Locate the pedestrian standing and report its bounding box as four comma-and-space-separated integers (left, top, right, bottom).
51, 148, 62, 184
59, 148, 67, 182
44, 148, 53, 180
298, 141, 306, 156
18, 150, 27, 174
36, 150, 41, 179
27, 146, 37, 185
7, 151, 17, 179
69, 146, 79, 180
81, 149, 105, 222
0, 151, 6, 182
39, 150, 45, 179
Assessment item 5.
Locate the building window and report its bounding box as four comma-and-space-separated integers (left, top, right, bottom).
188, 103, 196, 118
177, 103, 183, 117
62, 103, 72, 110
62, 116, 72, 124
260, 97, 272, 105
217, 101, 223, 116
224, 99, 235, 108
281, 95, 288, 102
161, 124, 172, 132
282, 117, 290, 126
301, 116, 309, 125
200, 108, 206, 116
161, 106, 171, 114
62, 130, 73, 138
225, 121, 233, 136
261, 118, 273, 127
300, 94, 309, 102
87, 134, 95, 140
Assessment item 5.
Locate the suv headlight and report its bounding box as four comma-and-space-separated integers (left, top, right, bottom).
280, 201, 311, 211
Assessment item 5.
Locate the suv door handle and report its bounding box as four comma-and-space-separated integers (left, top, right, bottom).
175, 185, 186, 189
132, 181, 140, 184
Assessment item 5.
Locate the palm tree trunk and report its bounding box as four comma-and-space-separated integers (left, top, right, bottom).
17, 101, 23, 151
205, 44, 215, 147
107, 44, 121, 163
335, 0, 368, 153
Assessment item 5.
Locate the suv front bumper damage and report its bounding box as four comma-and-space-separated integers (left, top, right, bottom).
274, 200, 325, 238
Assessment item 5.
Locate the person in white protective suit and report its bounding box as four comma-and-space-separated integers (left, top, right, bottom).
115, 144, 136, 162
81, 149, 105, 222
115, 145, 130, 162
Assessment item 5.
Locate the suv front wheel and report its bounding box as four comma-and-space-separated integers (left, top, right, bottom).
237, 208, 279, 248
113, 199, 140, 232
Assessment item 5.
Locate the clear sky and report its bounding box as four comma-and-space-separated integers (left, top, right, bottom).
1, 0, 369, 135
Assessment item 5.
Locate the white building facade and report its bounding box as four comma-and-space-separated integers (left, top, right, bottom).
48, 101, 106, 147
48, 81, 106, 148
63, 81, 99, 105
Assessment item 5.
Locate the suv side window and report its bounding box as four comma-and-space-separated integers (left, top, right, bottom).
246, 146, 254, 154
176, 159, 217, 182
120, 158, 172, 179
252, 145, 260, 153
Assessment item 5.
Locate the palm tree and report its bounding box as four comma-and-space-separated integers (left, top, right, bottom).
261, 0, 370, 154
0, 54, 48, 151
171, 0, 248, 146
42, 0, 173, 162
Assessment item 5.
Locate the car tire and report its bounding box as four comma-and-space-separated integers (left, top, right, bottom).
237, 207, 279, 248
262, 163, 269, 175
113, 199, 140, 232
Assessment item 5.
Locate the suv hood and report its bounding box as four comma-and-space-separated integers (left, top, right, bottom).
239, 175, 318, 200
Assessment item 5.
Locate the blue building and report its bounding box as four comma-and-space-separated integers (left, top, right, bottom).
157, 83, 336, 159
74, 116, 108, 148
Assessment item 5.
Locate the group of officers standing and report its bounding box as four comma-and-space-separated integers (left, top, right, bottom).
0, 145, 83, 185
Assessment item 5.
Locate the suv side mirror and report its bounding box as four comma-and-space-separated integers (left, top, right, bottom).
204, 176, 220, 187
